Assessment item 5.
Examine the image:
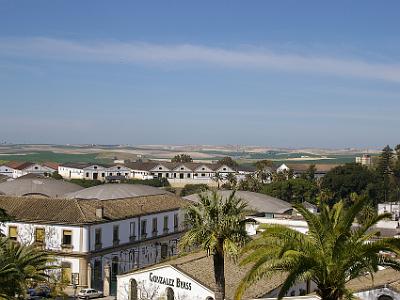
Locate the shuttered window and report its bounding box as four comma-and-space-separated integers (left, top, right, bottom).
9, 226, 17, 241
35, 228, 45, 243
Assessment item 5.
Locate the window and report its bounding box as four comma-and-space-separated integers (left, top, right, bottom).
187, 173, 190, 178
94, 166, 97, 169
130, 222, 136, 240
141, 220, 147, 238
202, 167, 205, 170
101, 173, 105, 177
159, 167, 162, 170
109, 172, 113, 176
180, 167, 184, 170
117, 172, 121, 176
152, 218, 158, 236
174, 214, 179, 231
86, 172, 89, 178
174, 173, 177, 178
8, 226, 17, 241
201, 173, 205, 177
161, 244, 168, 259
179, 173, 184, 179
34, 166, 38, 170
166, 173, 169, 178
95, 228, 102, 248
35, 228, 45, 243
62, 230, 72, 246
223, 168, 227, 171
125, 173, 128, 176
117, 166, 121, 170
130, 279, 138, 300
163, 216, 169, 232
113, 225, 119, 244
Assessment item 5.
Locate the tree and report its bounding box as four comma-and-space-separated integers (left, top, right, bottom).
261, 178, 318, 204
51, 171, 63, 180
213, 172, 223, 189
218, 157, 239, 169
237, 174, 262, 193
254, 160, 273, 182
305, 164, 316, 181
225, 173, 237, 189
179, 191, 248, 300
180, 184, 209, 197
0, 236, 55, 298
376, 145, 395, 202
235, 197, 400, 300
171, 154, 193, 163
321, 163, 375, 205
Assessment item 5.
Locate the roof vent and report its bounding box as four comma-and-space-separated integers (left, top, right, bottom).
96, 207, 104, 219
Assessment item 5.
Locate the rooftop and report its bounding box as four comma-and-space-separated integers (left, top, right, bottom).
0, 177, 83, 198
64, 183, 170, 200
184, 190, 292, 214
0, 193, 188, 225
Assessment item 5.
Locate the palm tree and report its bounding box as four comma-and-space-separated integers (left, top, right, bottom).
179, 191, 249, 300
213, 172, 223, 189
226, 173, 237, 189
0, 236, 55, 298
235, 197, 400, 300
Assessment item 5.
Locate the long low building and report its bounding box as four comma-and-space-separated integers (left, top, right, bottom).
0, 184, 189, 297
58, 161, 239, 187
0, 161, 58, 178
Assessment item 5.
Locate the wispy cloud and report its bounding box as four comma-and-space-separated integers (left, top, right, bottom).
1, 37, 400, 83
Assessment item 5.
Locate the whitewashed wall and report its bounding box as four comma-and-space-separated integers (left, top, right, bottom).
0, 222, 88, 252
354, 287, 399, 300
117, 266, 214, 300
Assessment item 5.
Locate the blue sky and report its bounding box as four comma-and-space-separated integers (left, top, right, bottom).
1, 1, 400, 148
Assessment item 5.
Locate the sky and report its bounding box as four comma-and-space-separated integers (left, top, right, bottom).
1, 1, 400, 149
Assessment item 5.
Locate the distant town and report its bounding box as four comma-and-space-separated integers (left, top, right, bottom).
0, 143, 399, 299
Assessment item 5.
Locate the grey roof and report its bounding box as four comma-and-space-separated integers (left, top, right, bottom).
0, 194, 188, 225
0, 178, 84, 198
64, 184, 170, 200
184, 190, 292, 214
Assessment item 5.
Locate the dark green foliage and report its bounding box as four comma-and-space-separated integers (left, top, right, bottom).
171, 154, 193, 163
51, 171, 63, 180
321, 163, 375, 204
179, 191, 249, 300
180, 184, 209, 196
0, 237, 55, 299
69, 179, 104, 188
218, 156, 239, 168
122, 177, 170, 187
235, 198, 400, 300
261, 178, 318, 204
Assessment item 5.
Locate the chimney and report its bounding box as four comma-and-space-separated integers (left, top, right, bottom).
96, 207, 104, 219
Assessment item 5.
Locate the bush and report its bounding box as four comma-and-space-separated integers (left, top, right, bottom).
180, 184, 209, 197
51, 171, 63, 180
69, 179, 104, 188
122, 177, 170, 187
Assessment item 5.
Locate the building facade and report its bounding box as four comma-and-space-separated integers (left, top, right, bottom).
0, 194, 187, 296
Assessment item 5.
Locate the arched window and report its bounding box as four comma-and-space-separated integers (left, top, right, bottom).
378, 295, 393, 300
130, 279, 138, 300
206, 297, 214, 300
166, 287, 174, 300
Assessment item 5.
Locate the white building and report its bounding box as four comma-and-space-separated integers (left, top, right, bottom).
0, 161, 58, 179
117, 252, 313, 300
58, 161, 239, 187
355, 154, 372, 166
0, 184, 188, 297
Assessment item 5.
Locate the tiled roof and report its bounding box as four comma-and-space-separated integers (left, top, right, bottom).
347, 267, 400, 293
127, 161, 233, 172
4, 161, 35, 170
0, 194, 188, 225
42, 161, 59, 170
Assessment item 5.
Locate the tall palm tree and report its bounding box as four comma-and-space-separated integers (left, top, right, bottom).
179, 191, 249, 300
0, 236, 55, 298
235, 198, 400, 300
213, 172, 223, 189
226, 173, 237, 189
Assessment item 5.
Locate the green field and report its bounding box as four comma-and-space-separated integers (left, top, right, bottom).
0, 151, 111, 164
